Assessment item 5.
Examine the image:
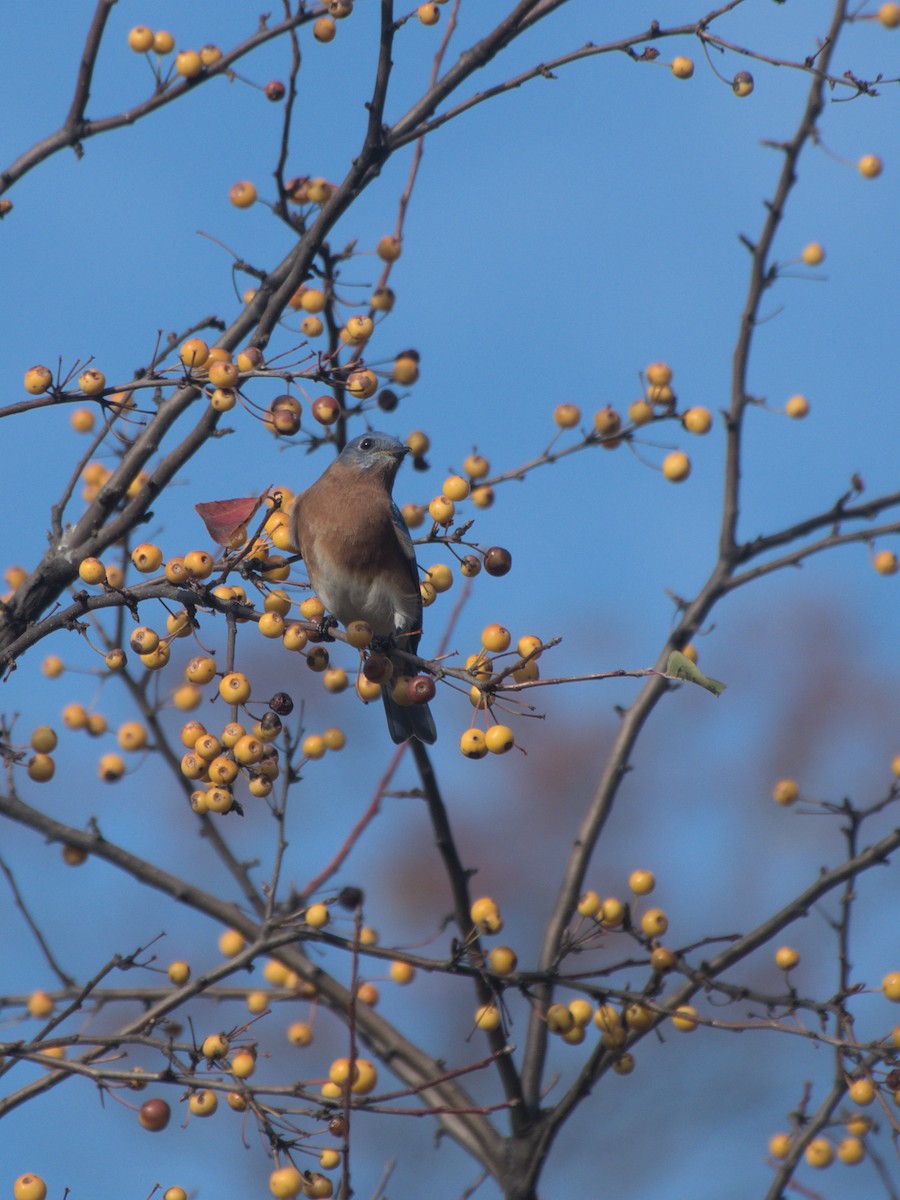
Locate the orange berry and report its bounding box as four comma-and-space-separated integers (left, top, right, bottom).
858, 154, 883, 179
874, 550, 898, 576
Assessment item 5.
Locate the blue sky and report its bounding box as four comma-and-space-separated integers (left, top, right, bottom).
2, 2, 900, 1198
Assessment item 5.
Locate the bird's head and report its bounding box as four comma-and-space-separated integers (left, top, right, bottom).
338, 432, 410, 478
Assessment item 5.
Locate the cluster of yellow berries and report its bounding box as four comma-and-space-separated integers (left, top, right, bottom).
180, 705, 285, 812
766, 1066, 900, 1174
128, 25, 223, 79
457, 626, 545, 758
551, 362, 710, 484
406, 456, 494, 536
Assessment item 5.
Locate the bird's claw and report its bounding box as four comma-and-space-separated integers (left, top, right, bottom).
316, 615, 338, 641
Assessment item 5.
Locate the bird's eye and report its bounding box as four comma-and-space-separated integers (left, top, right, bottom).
360, 438, 373, 451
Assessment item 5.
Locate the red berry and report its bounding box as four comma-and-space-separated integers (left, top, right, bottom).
138, 1097, 171, 1131
407, 675, 435, 705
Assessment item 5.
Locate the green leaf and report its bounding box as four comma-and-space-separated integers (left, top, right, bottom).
665, 651, 726, 697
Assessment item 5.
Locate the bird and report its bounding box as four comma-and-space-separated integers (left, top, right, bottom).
290, 431, 437, 744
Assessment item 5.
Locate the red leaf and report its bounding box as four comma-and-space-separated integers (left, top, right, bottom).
195, 495, 265, 546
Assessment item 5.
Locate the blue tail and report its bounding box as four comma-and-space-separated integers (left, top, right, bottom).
382, 688, 437, 744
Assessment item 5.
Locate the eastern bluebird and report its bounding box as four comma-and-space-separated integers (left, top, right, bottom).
290, 432, 437, 745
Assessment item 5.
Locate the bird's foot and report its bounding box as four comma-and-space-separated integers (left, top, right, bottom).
315, 615, 338, 641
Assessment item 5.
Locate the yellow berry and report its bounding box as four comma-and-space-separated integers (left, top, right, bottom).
553, 402, 581, 428
651, 946, 676, 972
30, 726, 58, 753
569, 998, 593, 1027
481, 623, 511, 652
772, 778, 799, 806
314, 16, 337, 41
179, 338, 209, 369
131, 543, 163, 573
219, 929, 246, 957
802, 242, 825, 266
882, 971, 900, 1000
175, 50, 203, 78
442, 474, 470, 502
858, 154, 883, 179
804, 1137, 833, 1169
488, 945, 518, 975
682, 407, 712, 435
640, 908, 668, 937
662, 451, 691, 482
774, 946, 800, 971
286, 1020, 314, 1046
785, 394, 810, 419
188, 1089, 218, 1117
625, 1003, 654, 1032
28, 989, 55, 1018
168, 960, 190, 985
768, 1133, 792, 1159
70, 407, 96, 433
546, 1003, 573, 1033
874, 550, 898, 576
219, 673, 251, 705
202, 1032, 230, 1059
577, 890, 602, 917
27, 753, 55, 782
128, 25, 154, 52
13, 1177, 48, 1200
78, 368, 106, 395
628, 869, 656, 895
593, 1005, 621, 1034
98, 752, 126, 782
377, 235, 402, 261
848, 1078, 875, 1105
118, 721, 148, 752
732, 70, 754, 97
269, 1166, 304, 1198
428, 494, 455, 524
392, 353, 420, 385
390, 960, 415, 985
880, 2, 900, 26
474, 1003, 501, 1030
460, 728, 488, 759
599, 897, 625, 927
671, 56, 694, 79
485, 724, 515, 754
629, 399, 654, 425
671, 1005, 699, 1032
24, 365, 53, 394
837, 1136, 865, 1165
306, 902, 329, 928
